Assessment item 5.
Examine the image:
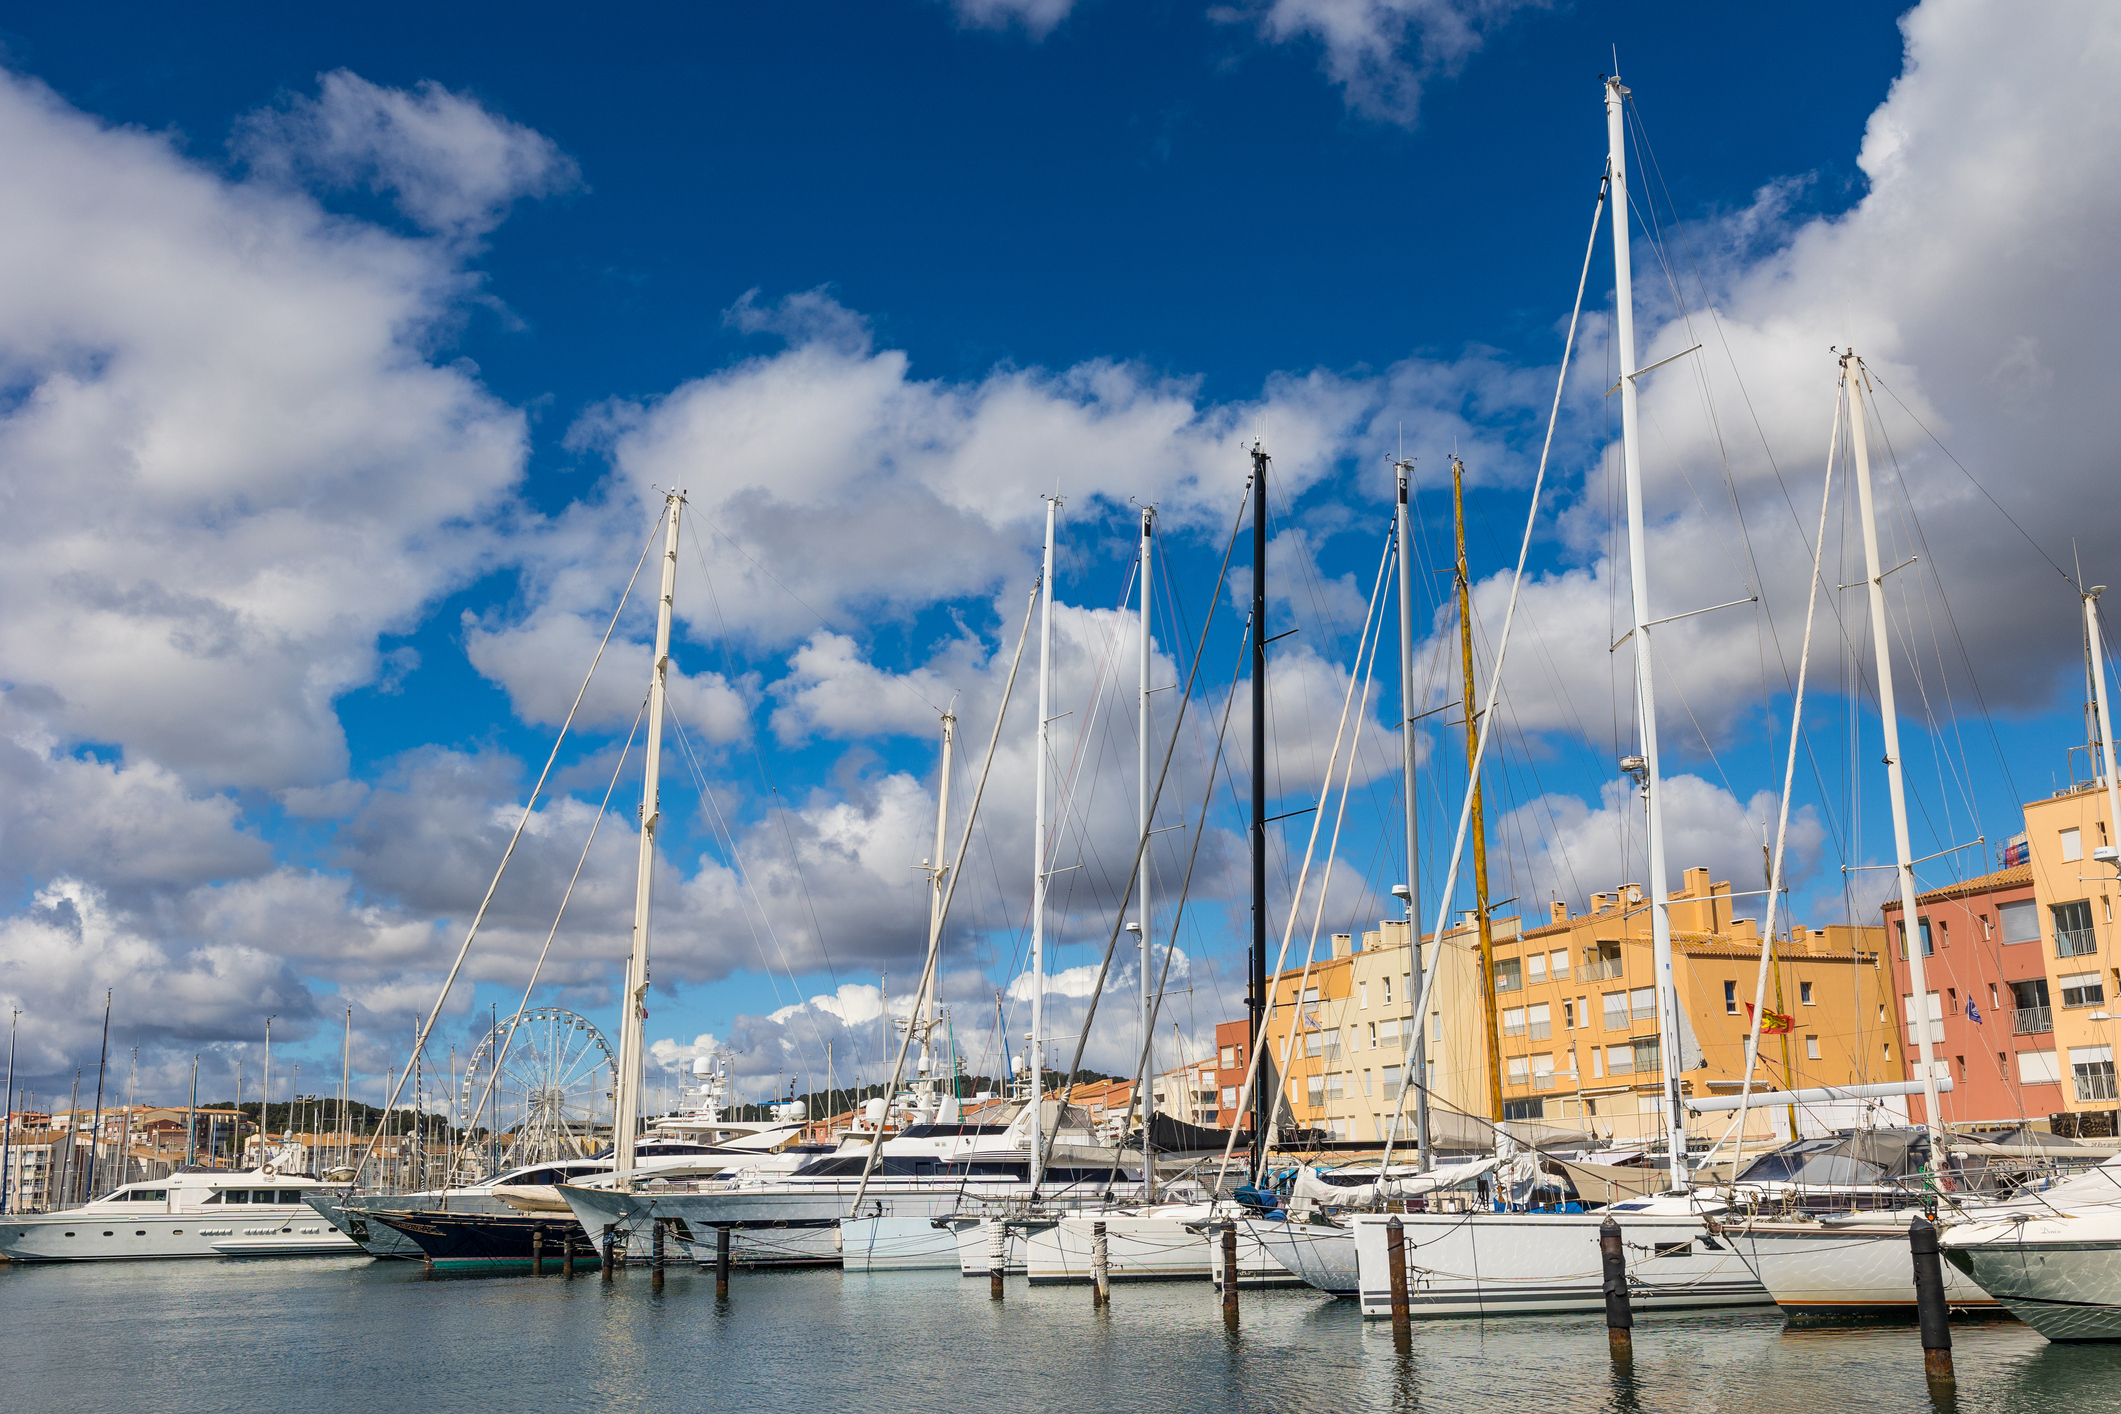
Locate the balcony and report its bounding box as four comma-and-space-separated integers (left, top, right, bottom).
1532, 1072, 1556, 1091
2058, 927, 2099, 958
1582, 960, 1625, 982
1528, 1021, 1553, 1041
2013, 1005, 2054, 1035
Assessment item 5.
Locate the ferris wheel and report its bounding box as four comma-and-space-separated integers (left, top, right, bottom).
460, 1007, 615, 1167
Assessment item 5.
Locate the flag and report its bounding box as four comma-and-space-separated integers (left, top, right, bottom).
1967, 998, 1983, 1025
1744, 1002, 1794, 1036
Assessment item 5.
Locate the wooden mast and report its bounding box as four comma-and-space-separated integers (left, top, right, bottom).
1452, 456, 1505, 1123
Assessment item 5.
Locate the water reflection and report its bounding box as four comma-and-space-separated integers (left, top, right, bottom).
1, 1258, 2115, 1414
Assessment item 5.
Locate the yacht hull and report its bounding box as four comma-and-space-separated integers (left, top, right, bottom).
306, 1191, 519, 1260
1944, 1238, 2121, 1341
0, 1209, 358, 1262
1350, 1211, 1771, 1318
368, 1210, 593, 1271
840, 1216, 963, 1271
951, 1217, 1036, 1276
1024, 1211, 1302, 1287
1249, 1218, 1358, 1297
1721, 1218, 2001, 1320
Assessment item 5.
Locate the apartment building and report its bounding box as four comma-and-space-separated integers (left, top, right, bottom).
1499, 868, 1889, 1145
1881, 864, 2057, 1125
2021, 778, 2121, 1125
1254, 913, 1494, 1145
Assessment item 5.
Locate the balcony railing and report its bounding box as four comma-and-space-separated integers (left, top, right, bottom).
1532, 1073, 1556, 1090
1582, 960, 1625, 981
2057, 927, 2099, 958
1528, 1021, 1553, 1041
2013, 1005, 2054, 1035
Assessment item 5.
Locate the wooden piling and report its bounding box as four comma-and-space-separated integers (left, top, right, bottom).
989, 1220, 1006, 1301
1910, 1214, 1954, 1382
1221, 1225, 1239, 1324
1599, 1217, 1632, 1358
1092, 1220, 1110, 1308
715, 1225, 732, 1298
531, 1226, 545, 1278
1385, 1216, 1412, 1350
651, 1217, 667, 1291
601, 1222, 616, 1281
562, 1234, 575, 1279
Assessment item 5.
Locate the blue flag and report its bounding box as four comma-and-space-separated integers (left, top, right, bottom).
1966, 999, 1983, 1025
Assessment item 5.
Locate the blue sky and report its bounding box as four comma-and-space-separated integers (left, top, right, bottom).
1, 0, 2114, 1112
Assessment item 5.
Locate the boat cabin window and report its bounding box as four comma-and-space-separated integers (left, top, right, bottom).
253, 1190, 281, 1203
118, 1189, 168, 1201
509, 1169, 559, 1185
278, 1190, 305, 1204
221, 1190, 249, 1204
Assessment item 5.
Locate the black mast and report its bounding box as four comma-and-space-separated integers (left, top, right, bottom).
1248, 443, 1269, 1174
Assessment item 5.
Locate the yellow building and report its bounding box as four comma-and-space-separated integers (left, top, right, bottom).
2022, 779, 2121, 1118
1498, 867, 1891, 1145
1258, 913, 1495, 1146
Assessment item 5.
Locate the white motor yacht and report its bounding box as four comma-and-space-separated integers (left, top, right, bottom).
1937, 1155, 2121, 1340
1, 1166, 361, 1262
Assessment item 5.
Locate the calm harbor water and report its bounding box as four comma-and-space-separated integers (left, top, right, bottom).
5, 1256, 2119, 1414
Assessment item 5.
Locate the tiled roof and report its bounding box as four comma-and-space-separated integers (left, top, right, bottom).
1880, 863, 2031, 909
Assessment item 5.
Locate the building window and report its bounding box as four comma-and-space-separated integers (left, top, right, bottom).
1550, 949, 1570, 980
1220, 1046, 1236, 1068
2070, 1045, 2116, 1103
1494, 958, 1522, 993
1531, 1054, 1555, 1090
2059, 971, 2105, 1009
1606, 1044, 1634, 1076
1805, 1035, 1821, 1061
1602, 991, 1628, 1030
1800, 981, 1814, 1006
1358, 982, 1368, 1009
1896, 918, 1934, 958
1306, 1075, 1326, 1109
1502, 1099, 1544, 1121
1221, 1086, 1238, 1109
1724, 980, 1738, 1015
1563, 999, 1577, 1030
1629, 987, 1656, 1021
1502, 1007, 1527, 1038
1325, 1073, 1345, 1101
1527, 953, 1547, 985
1999, 899, 2040, 945
2062, 827, 2084, 863
1366, 1021, 1377, 1048
1527, 1003, 1552, 1040
1903, 991, 1944, 1041
1506, 1056, 1530, 1088
1431, 1010, 1443, 1043
2054, 900, 2098, 958
2017, 1050, 2060, 1086
1631, 1036, 1661, 1073
1381, 1065, 1403, 1098
1381, 976, 1392, 1006
1362, 1069, 1372, 1096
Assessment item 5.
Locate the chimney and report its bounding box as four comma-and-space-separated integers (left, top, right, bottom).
1332, 932, 1353, 958
1550, 900, 1568, 924
1681, 866, 1710, 897
1591, 892, 1612, 915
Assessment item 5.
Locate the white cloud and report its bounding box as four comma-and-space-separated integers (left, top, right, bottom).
1219, 0, 1545, 125
234, 69, 580, 241
948, 0, 1079, 39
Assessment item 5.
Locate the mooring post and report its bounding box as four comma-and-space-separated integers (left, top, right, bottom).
1386, 1215, 1412, 1351
601, 1221, 616, 1282
531, 1226, 545, 1278
1092, 1220, 1110, 1308
1910, 1214, 1954, 1383
562, 1234, 575, 1279
989, 1220, 1006, 1301
1600, 1217, 1633, 1358
1221, 1225, 1240, 1324
715, 1225, 732, 1299
651, 1216, 667, 1291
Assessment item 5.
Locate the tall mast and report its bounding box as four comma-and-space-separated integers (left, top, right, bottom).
1137, 504, 1155, 1192
185, 1051, 198, 1172
2085, 588, 2121, 870
1031, 494, 1059, 1185
921, 711, 957, 1114
1394, 459, 1431, 1170
614, 491, 683, 1178
339, 1007, 351, 1177
85, 989, 110, 1197
1248, 443, 1270, 1173
1452, 458, 1505, 1123
1845, 356, 1945, 1152
1607, 75, 1689, 1190
2, 1009, 15, 1210
260, 1015, 272, 1174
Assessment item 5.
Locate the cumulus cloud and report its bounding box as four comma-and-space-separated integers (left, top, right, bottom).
1219, 0, 1545, 125
948, 0, 1079, 39
235, 69, 580, 241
